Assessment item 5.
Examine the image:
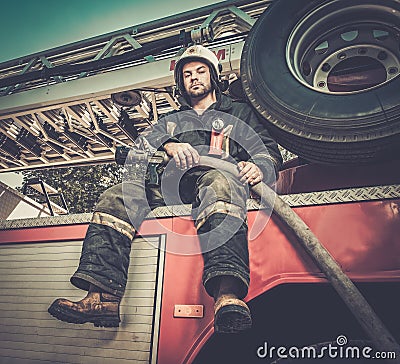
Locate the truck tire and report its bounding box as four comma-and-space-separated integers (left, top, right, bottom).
241, 0, 400, 164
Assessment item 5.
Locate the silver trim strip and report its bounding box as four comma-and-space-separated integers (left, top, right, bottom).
1, 185, 399, 230
280, 184, 400, 207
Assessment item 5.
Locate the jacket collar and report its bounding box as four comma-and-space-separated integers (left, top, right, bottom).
215, 91, 233, 111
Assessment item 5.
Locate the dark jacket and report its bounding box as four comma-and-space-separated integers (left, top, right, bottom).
146, 92, 282, 184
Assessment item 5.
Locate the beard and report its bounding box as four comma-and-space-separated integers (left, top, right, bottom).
186, 82, 213, 99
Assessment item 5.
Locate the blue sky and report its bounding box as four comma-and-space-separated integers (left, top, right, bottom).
0, 0, 219, 63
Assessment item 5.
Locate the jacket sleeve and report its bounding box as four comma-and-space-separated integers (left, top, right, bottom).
238, 103, 283, 185
145, 113, 181, 150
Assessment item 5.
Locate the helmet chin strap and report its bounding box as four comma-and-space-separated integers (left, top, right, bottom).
218, 79, 229, 92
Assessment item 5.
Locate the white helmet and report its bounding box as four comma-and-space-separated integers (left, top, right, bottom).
174, 45, 223, 96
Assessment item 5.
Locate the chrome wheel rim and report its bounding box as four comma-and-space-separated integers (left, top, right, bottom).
286, 1, 400, 94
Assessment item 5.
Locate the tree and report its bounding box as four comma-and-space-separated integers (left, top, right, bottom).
19, 163, 124, 214
279, 145, 297, 164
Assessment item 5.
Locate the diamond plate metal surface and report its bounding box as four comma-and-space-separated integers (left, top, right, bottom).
0, 213, 93, 230
1, 185, 399, 230
279, 184, 400, 207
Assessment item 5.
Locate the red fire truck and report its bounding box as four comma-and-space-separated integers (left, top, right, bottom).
0, 1, 399, 363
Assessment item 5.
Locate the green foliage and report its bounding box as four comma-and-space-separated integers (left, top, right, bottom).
18, 163, 123, 214
279, 145, 297, 163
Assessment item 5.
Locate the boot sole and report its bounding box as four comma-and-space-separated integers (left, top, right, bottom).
214, 304, 252, 334
48, 302, 120, 328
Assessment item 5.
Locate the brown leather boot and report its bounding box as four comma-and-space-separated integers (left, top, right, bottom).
48, 285, 121, 328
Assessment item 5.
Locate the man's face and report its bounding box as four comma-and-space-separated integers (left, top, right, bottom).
182, 61, 213, 100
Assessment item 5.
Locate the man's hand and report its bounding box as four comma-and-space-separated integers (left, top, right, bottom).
237, 161, 263, 185
163, 142, 200, 170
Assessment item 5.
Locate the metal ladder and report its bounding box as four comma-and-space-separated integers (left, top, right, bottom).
22, 177, 69, 216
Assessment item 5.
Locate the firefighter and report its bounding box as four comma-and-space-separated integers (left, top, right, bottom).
48, 45, 282, 333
